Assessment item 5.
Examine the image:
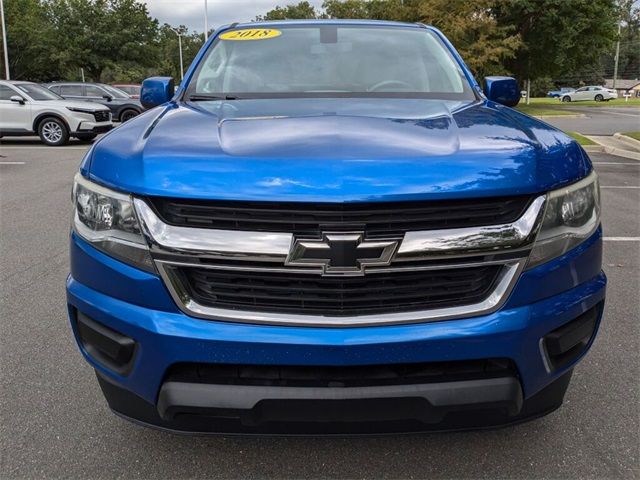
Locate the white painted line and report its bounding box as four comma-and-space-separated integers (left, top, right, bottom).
600, 186, 640, 189
0, 146, 88, 150
597, 110, 640, 118
603, 237, 640, 241
0, 161, 26, 165
593, 162, 640, 165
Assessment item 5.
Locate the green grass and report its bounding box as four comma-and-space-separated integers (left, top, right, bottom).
525, 97, 640, 107
515, 96, 640, 116
621, 131, 640, 141
566, 131, 596, 146
514, 104, 577, 116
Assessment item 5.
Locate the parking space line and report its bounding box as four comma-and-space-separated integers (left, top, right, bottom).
603, 237, 640, 241
593, 162, 640, 165
0, 161, 26, 165
600, 186, 640, 189
0, 146, 89, 150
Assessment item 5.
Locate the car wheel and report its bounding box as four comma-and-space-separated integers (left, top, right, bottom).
594, 94, 604, 102
119, 109, 139, 122
38, 117, 69, 146
562, 96, 571, 102
76, 133, 97, 142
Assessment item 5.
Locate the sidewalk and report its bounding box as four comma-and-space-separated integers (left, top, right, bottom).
583, 134, 640, 160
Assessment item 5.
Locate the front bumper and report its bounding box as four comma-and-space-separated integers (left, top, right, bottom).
67, 229, 606, 433
75, 122, 113, 134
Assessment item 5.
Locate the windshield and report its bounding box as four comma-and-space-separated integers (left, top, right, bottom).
15, 83, 62, 101
102, 85, 130, 99
187, 25, 474, 100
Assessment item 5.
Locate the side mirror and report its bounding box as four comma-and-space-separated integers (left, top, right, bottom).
102, 94, 113, 102
483, 76, 520, 107
140, 77, 175, 110
10, 95, 25, 105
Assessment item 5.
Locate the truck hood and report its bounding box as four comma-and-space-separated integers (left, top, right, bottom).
86, 98, 590, 202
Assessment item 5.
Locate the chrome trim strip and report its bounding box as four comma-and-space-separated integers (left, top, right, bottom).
156, 260, 525, 327
155, 257, 521, 275
135, 196, 545, 262
397, 196, 546, 259
134, 199, 293, 258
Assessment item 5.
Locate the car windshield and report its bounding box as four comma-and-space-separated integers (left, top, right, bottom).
15, 83, 62, 101
187, 25, 475, 100
102, 85, 130, 99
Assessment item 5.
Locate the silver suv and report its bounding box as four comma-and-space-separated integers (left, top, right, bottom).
0, 81, 113, 146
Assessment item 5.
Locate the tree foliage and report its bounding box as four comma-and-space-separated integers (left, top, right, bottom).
0, 0, 629, 87
1, 0, 60, 80
2, 0, 165, 82
257, 0, 624, 84
256, 1, 321, 20
495, 0, 618, 81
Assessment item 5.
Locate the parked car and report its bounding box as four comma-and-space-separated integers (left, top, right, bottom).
0, 80, 112, 145
547, 87, 575, 98
44, 82, 143, 122
561, 86, 617, 102
67, 21, 605, 434
112, 83, 141, 99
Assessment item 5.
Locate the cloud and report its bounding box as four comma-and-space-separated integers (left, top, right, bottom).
143, 0, 324, 33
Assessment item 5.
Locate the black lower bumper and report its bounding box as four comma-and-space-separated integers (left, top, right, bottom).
96, 370, 572, 435
76, 124, 113, 135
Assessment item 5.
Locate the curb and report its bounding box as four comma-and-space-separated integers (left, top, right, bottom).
533, 114, 587, 119
613, 133, 640, 149
583, 144, 640, 161
583, 145, 605, 153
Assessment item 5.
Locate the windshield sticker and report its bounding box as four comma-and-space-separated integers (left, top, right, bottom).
220, 29, 282, 41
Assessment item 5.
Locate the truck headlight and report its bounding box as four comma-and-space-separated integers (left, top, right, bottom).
528, 171, 600, 268
72, 173, 154, 272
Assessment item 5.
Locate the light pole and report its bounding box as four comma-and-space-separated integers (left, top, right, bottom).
204, 0, 209, 41
613, 20, 622, 89
170, 28, 184, 81
0, 0, 9, 80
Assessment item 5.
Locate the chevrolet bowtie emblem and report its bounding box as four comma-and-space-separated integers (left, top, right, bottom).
285, 233, 399, 275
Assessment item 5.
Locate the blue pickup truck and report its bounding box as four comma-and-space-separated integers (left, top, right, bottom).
67, 20, 605, 434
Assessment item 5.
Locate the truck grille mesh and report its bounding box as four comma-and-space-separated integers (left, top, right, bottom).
175, 265, 503, 316
147, 196, 533, 236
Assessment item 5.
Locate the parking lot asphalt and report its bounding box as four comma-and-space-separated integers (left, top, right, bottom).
1, 140, 639, 479
542, 106, 640, 135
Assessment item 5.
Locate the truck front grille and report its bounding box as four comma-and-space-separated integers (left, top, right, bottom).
175, 265, 503, 316
147, 195, 534, 236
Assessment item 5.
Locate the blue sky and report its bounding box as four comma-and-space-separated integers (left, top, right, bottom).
143, 0, 324, 32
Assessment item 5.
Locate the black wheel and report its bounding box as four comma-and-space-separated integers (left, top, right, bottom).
38, 117, 69, 146
119, 109, 139, 122
594, 94, 603, 102
562, 96, 571, 102
76, 133, 97, 142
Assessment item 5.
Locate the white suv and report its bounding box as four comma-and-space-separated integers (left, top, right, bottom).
0, 80, 113, 146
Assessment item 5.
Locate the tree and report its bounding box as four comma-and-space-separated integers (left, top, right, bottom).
417, 0, 521, 78
48, 0, 159, 81
154, 24, 204, 81
257, 0, 521, 78
256, 1, 321, 20
1, 0, 61, 81
496, 0, 618, 84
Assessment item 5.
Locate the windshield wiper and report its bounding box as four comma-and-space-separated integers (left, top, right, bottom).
188, 94, 241, 101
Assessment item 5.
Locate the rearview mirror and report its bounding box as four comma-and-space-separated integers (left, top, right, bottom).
140, 77, 175, 110
483, 77, 520, 107
102, 94, 113, 101
10, 95, 25, 105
